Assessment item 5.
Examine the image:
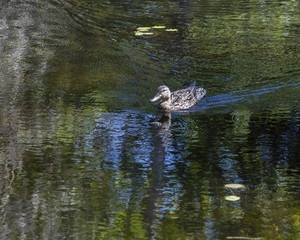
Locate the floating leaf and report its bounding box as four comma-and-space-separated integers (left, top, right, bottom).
152, 25, 166, 29
137, 27, 151, 31
225, 183, 246, 189
142, 32, 154, 35
135, 31, 144, 36
165, 28, 178, 32
135, 31, 154, 36
225, 195, 240, 201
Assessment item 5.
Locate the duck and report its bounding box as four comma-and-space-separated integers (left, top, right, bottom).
150, 81, 206, 111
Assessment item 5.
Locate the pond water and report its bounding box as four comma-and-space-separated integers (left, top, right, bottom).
0, 0, 299, 239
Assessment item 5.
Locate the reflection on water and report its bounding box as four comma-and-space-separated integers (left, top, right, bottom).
0, 0, 300, 239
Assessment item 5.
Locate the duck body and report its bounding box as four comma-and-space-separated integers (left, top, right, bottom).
150, 81, 206, 111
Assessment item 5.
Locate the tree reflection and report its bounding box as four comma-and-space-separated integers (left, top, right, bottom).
0, 0, 299, 239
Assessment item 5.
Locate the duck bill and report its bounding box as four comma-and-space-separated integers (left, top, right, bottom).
150, 94, 161, 102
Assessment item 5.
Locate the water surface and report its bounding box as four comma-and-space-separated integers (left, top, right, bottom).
0, 0, 299, 239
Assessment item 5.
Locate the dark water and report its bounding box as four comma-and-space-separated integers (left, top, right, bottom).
0, 0, 299, 239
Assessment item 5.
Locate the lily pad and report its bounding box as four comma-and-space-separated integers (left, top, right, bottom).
152, 25, 166, 29
137, 27, 152, 31
225, 183, 246, 189
135, 31, 154, 36
165, 28, 178, 32
225, 195, 240, 201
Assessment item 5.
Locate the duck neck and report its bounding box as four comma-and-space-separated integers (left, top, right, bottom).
159, 98, 172, 110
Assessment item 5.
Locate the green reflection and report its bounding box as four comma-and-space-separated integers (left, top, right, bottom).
0, 0, 299, 239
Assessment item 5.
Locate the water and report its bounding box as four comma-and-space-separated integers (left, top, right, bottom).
0, 0, 299, 239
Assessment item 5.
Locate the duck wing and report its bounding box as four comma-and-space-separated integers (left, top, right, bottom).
170, 84, 198, 110
189, 80, 206, 101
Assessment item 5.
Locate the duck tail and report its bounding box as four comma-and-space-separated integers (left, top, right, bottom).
190, 81, 196, 88
188, 81, 197, 98
196, 88, 206, 100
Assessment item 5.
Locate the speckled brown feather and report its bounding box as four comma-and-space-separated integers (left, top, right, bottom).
150, 81, 206, 111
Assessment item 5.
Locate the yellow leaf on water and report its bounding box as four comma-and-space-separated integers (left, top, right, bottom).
225, 195, 240, 201
142, 32, 154, 35
225, 184, 246, 189
166, 29, 178, 31
137, 27, 151, 31
135, 31, 154, 36
152, 26, 166, 29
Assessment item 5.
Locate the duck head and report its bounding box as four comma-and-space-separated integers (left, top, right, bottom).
150, 85, 171, 102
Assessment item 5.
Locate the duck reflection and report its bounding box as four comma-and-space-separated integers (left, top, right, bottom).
152, 111, 172, 130
144, 111, 172, 239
